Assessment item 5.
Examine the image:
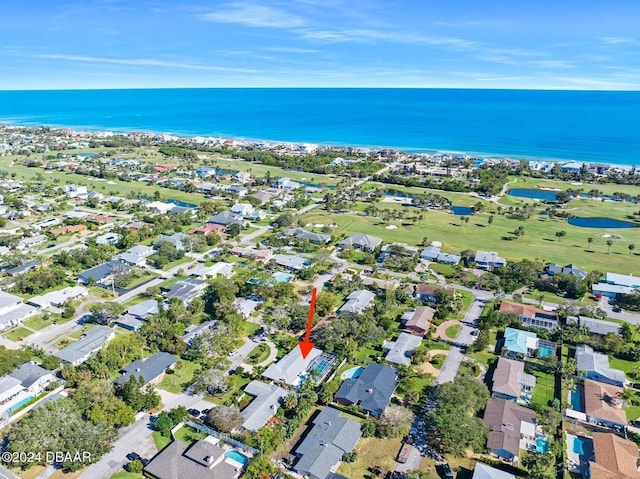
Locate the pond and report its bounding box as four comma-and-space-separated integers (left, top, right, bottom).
507, 188, 559, 201
450, 206, 474, 215
567, 216, 638, 229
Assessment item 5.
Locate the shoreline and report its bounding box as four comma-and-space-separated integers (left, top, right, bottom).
1, 120, 637, 171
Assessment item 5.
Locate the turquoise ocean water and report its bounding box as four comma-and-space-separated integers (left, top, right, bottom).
0, 88, 638, 165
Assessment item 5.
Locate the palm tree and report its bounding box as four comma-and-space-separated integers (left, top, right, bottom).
488, 215, 494, 227
587, 237, 594, 249
617, 388, 635, 408
629, 243, 636, 255
606, 238, 613, 253
555, 231, 567, 242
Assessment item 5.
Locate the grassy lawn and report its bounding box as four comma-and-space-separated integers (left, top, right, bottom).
110, 473, 144, 479
302, 203, 640, 274
467, 331, 498, 366
123, 272, 159, 289
152, 431, 172, 452
336, 436, 403, 478
445, 324, 461, 339
158, 360, 200, 394
240, 320, 261, 338
521, 287, 566, 304
213, 158, 340, 185
173, 424, 207, 443
245, 343, 270, 365
530, 369, 556, 409
158, 276, 186, 289
162, 257, 191, 271
68, 323, 98, 340
429, 262, 456, 277
354, 345, 383, 362
609, 356, 640, 380
429, 354, 447, 370
207, 373, 251, 406
23, 314, 58, 331
4, 326, 34, 341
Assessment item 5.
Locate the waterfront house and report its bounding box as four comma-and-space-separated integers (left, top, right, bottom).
576, 345, 625, 387
273, 177, 302, 190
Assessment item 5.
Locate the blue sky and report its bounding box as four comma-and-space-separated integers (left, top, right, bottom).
1, 0, 639, 90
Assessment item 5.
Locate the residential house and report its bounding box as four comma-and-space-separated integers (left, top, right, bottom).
27, 286, 88, 310
230, 203, 254, 217
334, 363, 398, 417
583, 379, 628, 429
338, 233, 383, 252
31, 217, 62, 231
115, 352, 177, 387
475, 251, 506, 270
499, 300, 559, 331
78, 260, 129, 285
85, 214, 116, 225
95, 232, 122, 246
54, 326, 116, 366
576, 345, 626, 387
484, 398, 538, 462
143, 437, 242, 479
9, 362, 57, 397
337, 290, 376, 315
383, 332, 422, 365
568, 316, 621, 336
271, 254, 310, 271
116, 244, 155, 267
195, 166, 217, 178
6, 260, 40, 276
234, 171, 252, 184
116, 299, 159, 331
491, 357, 536, 403
0, 377, 26, 418
502, 328, 555, 358
146, 201, 174, 215
182, 320, 217, 346
240, 380, 287, 432
170, 205, 196, 217
208, 262, 234, 278
62, 184, 88, 198
293, 407, 362, 479
0, 291, 38, 332
233, 297, 260, 319
401, 306, 435, 335
588, 432, 640, 479
273, 177, 302, 190
50, 224, 87, 236
230, 246, 273, 262
250, 191, 275, 205
472, 463, 516, 479
419, 245, 461, 265
227, 185, 248, 197
262, 346, 322, 387
593, 272, 640, 298
155, 232, 189, 251
166, 279, 207, 304
207, 211, 246, 227
605, 272, 640, 289
282, 227, 331, 244
546, 263, 587, 280
187, 224, 226, 236
16, 234, 47, 250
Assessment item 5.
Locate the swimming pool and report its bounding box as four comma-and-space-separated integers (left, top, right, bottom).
8, 396, 34, 415
536, 437, 550, 454
572, 436, 593, 459
570, 388, 582, 411
538, 346, 554, 358
314, 359, 332, 375
341, 366, 364, 380
272, 272, 294, 283
224, 450, 249, 466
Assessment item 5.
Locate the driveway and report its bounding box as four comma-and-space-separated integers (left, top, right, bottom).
598, 297, 640, 325
0, 465, 20, 479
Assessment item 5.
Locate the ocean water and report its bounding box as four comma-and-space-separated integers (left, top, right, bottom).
0, 88, 639, 165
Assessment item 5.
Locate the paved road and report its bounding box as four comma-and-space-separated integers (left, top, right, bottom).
598, 297, 640, 325
435, 298, 483, 385
0, 466, 20, 479
239, 225, 272, 246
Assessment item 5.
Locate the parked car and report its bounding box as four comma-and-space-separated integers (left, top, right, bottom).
470, 329, 479, 336
126, 452, 142, 462
437, 463, 454, 479
188, 408, 200, 417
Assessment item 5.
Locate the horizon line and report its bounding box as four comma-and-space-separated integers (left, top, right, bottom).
0, 86, 639, 93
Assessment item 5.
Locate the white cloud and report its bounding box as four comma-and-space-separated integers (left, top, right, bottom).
598, 36, 634, 45
201, 3, 307, 28
33, 54, 260, 73
264, 46, 322, 53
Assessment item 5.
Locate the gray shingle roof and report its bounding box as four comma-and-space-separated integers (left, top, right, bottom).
576, 345, 626, 385
115, 352, 177, 386
262, 346, 322, 386
338, 234, 382, 251
10, 362, 54, 389
294, 407, 362, 479
383, 332, 422, 365
166, 279, 206, 302
473, 463, 516, 479
336, 290, 375, 315
334, 363, 397, 415
241, 380, 287, 431
54, 326, 115, 364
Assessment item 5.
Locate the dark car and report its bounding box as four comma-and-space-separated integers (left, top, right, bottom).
437, 463, 454, 479
613, 307, 622, 312
470, 329, 479, 336
126, 452, 142, 462
188, 408, 200, 417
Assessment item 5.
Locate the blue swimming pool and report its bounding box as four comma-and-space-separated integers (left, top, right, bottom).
536, 437, 550, 454
570, 388, 582, 411
572, 436, 593, 459
225, 450, 249, 465
7, 396, 34, 415
342, 366, 364, 379
273, 272, 294, 283
539, 346, 554, 358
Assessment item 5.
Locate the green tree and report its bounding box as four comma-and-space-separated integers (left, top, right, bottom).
606, 238, 613, 253
629, 243, 636, 255
587, 237, 594, 249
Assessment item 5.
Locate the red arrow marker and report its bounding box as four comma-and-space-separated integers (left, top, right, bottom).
298, 287, 317, 359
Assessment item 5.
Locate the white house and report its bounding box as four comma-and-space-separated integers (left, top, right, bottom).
96, 232, 122, 246
230, 203, 255, 217
62, 184, 88, 198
